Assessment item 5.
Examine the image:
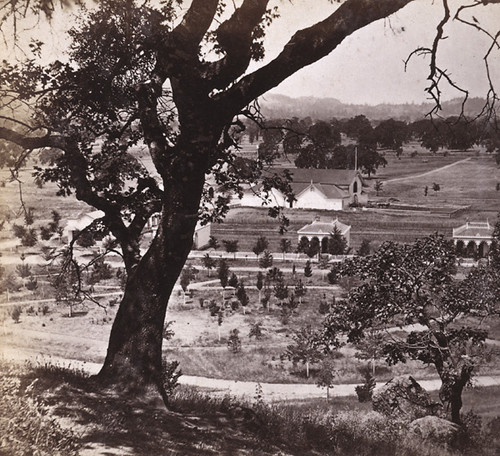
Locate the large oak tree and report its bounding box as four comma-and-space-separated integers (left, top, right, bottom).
0, 0, 498, 395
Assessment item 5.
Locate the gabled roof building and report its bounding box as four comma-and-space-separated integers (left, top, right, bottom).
236, 168, 367, 210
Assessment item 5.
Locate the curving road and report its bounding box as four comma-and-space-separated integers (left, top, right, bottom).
2, 347, 500, 401
384, 157, 472, 184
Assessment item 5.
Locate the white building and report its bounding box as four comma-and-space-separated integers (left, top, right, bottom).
236, 168, 367, 210
297, 216, 351, 253
64, 210, 105, 244
452, 221, 494, 258
65, 211, 211, 249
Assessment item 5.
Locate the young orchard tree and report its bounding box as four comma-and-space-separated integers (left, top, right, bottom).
304, 260, 313, 280
273, 279, 289, 307
227, 328, 242, 353
249, 321, 264, 340
235, 281, 249, 314
327, 226, 348, 255
256, 271, 264, 306
201, 253, 217, 277
321, 234, 500, 424
285, 325, 323, 379
1, 0, 498, 396
354, 329, 385, 376
179, 269, 191, 306
25, 275, 38, 292
294, 279, 307, 305
208, 236, 219, 251
252, 235, 269, 259
222, 240, 239, 260
218, 259, 230, 300
316, 357, 337, 402
259, 250, 273, 269
228, 272, 239, 290
279, 238, 292, 261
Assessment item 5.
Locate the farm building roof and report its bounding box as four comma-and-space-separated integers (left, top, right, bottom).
297, 217, 351, 236
293, 182, 347, 199
278, 168, 362, 187
452, 221, 494, 240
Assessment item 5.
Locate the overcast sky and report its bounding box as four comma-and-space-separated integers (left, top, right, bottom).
3, 0, 499, 106
260, 0, 500, 105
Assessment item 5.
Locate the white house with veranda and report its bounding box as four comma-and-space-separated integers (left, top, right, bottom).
236, 168, 367, 210
452, 221, 494, 258
297, 217, 351, 254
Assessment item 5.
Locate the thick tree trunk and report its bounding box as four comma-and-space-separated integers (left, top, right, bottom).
96, 142, 208, 392
449, 384, 464, 425
439, 368, 471, 425
96, 225, 190, 391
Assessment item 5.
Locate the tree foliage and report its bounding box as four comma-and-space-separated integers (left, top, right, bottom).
252, 235, 269, 258
285, 325, 323, 378
321, 234, 500, 424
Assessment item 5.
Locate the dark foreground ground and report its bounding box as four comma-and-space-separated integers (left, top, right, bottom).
1, 360, 500, 456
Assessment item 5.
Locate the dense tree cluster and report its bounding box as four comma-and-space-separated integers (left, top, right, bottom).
254, 113, 499, 176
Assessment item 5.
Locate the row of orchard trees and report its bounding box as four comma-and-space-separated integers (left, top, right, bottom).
251, 115, 500, 175
205, 230, 352, 262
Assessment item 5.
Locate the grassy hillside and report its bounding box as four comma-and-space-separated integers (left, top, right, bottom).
2, 359, 499, 456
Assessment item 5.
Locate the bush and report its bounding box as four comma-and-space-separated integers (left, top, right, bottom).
355, 371, 376, 403
162, 359, 181, 398
227, 328, 242, 353
11, 305, 22, 323
39, 305, 50, 316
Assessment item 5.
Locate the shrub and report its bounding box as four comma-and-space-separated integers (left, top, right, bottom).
355, 371, 376, 403
25, 275, 38, 291
11, 306, 22, 323
227, 328, 242, 353
39, 305, 50, 315
249, 322, 264, 340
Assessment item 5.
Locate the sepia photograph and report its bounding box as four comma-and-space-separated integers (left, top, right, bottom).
0, 0, 499, 454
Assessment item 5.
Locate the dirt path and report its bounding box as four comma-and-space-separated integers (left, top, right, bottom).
2, 347, 500, 401
384, 157, 472, 183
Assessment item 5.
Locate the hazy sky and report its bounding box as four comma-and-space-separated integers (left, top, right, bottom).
261, 0, 500, 105
3, 0, 499, 105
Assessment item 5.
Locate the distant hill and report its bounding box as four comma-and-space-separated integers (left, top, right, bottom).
259, 94, 487, 122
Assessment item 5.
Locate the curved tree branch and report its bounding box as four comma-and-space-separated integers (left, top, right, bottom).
204, 0, 270, 90
214, 0, 414, 113
169, 0, 219, 54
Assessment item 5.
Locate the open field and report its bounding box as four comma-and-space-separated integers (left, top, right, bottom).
211, 152, 499, 252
